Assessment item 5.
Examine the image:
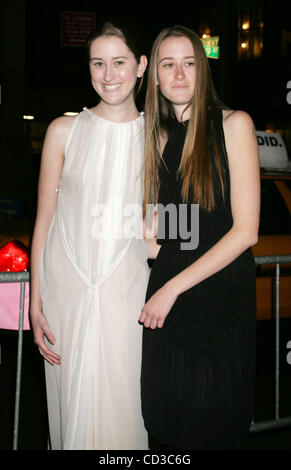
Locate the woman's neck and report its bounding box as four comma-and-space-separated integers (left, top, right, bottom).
173, 104, 191, 123
93, 100, 140, 123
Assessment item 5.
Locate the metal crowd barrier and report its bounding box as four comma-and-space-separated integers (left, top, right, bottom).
0, 271, 30, 450
250, 254, 291, 433
0, 255, 291, 448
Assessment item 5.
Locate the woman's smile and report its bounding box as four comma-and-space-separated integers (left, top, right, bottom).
102, 83, 122, 91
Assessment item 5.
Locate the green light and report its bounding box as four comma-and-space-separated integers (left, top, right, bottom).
201, 36, 220, 59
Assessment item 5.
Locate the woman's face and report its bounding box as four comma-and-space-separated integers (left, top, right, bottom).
89, 35, 146, 107
157, 36, 196, 120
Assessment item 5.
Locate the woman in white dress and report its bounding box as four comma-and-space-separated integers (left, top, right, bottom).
29, 22, 149, 450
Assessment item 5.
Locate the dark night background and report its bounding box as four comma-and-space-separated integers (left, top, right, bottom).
0, 0, 290, 221
0, 0, 291, 451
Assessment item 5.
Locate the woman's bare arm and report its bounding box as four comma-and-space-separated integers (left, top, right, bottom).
139, 110, 260, 329
30, 116, 74, 364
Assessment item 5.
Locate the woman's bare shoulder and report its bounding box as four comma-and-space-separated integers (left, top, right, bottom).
222, 108, 254, 132
221, 109, 258, 164
47, 115, 77, 137
43, 115, 78, 151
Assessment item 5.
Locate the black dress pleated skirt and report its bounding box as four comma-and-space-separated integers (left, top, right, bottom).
141, 110, 256, 450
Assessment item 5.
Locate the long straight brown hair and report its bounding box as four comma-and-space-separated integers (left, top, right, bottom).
144, 25, 226, 212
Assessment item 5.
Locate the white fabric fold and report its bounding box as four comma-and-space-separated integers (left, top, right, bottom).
39, 109, 149, 449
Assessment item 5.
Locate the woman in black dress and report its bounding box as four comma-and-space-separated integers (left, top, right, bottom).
139, 26, 260, 450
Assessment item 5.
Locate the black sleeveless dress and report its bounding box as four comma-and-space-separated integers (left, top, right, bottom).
141, 110, 256, 450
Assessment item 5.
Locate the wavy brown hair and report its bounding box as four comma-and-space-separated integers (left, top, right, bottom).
144, 25, 226, 212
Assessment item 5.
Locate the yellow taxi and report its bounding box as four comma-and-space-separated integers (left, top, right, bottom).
252, 170, 291, 320
0, 219, 33, 249
252, 130, 291, 320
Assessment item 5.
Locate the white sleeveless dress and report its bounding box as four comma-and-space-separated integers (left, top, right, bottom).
39, 108, 150, 450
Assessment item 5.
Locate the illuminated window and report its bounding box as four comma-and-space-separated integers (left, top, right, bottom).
237, 6, 263, 60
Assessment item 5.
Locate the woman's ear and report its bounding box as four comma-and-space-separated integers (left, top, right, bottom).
137, 55, 148, 78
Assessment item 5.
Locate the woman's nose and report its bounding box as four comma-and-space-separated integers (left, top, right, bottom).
104, 65, 114, 82
175, 65, 185, 80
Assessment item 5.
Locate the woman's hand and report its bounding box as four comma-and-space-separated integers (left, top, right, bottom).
30, 306, 61, 365
139, 282, 178, 329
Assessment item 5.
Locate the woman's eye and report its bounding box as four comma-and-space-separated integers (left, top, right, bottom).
114, 61, 125, 66
163, 62, 174, 68
93, 62, 103, 68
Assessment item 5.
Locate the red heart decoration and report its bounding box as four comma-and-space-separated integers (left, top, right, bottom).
0, 240, 30, 272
